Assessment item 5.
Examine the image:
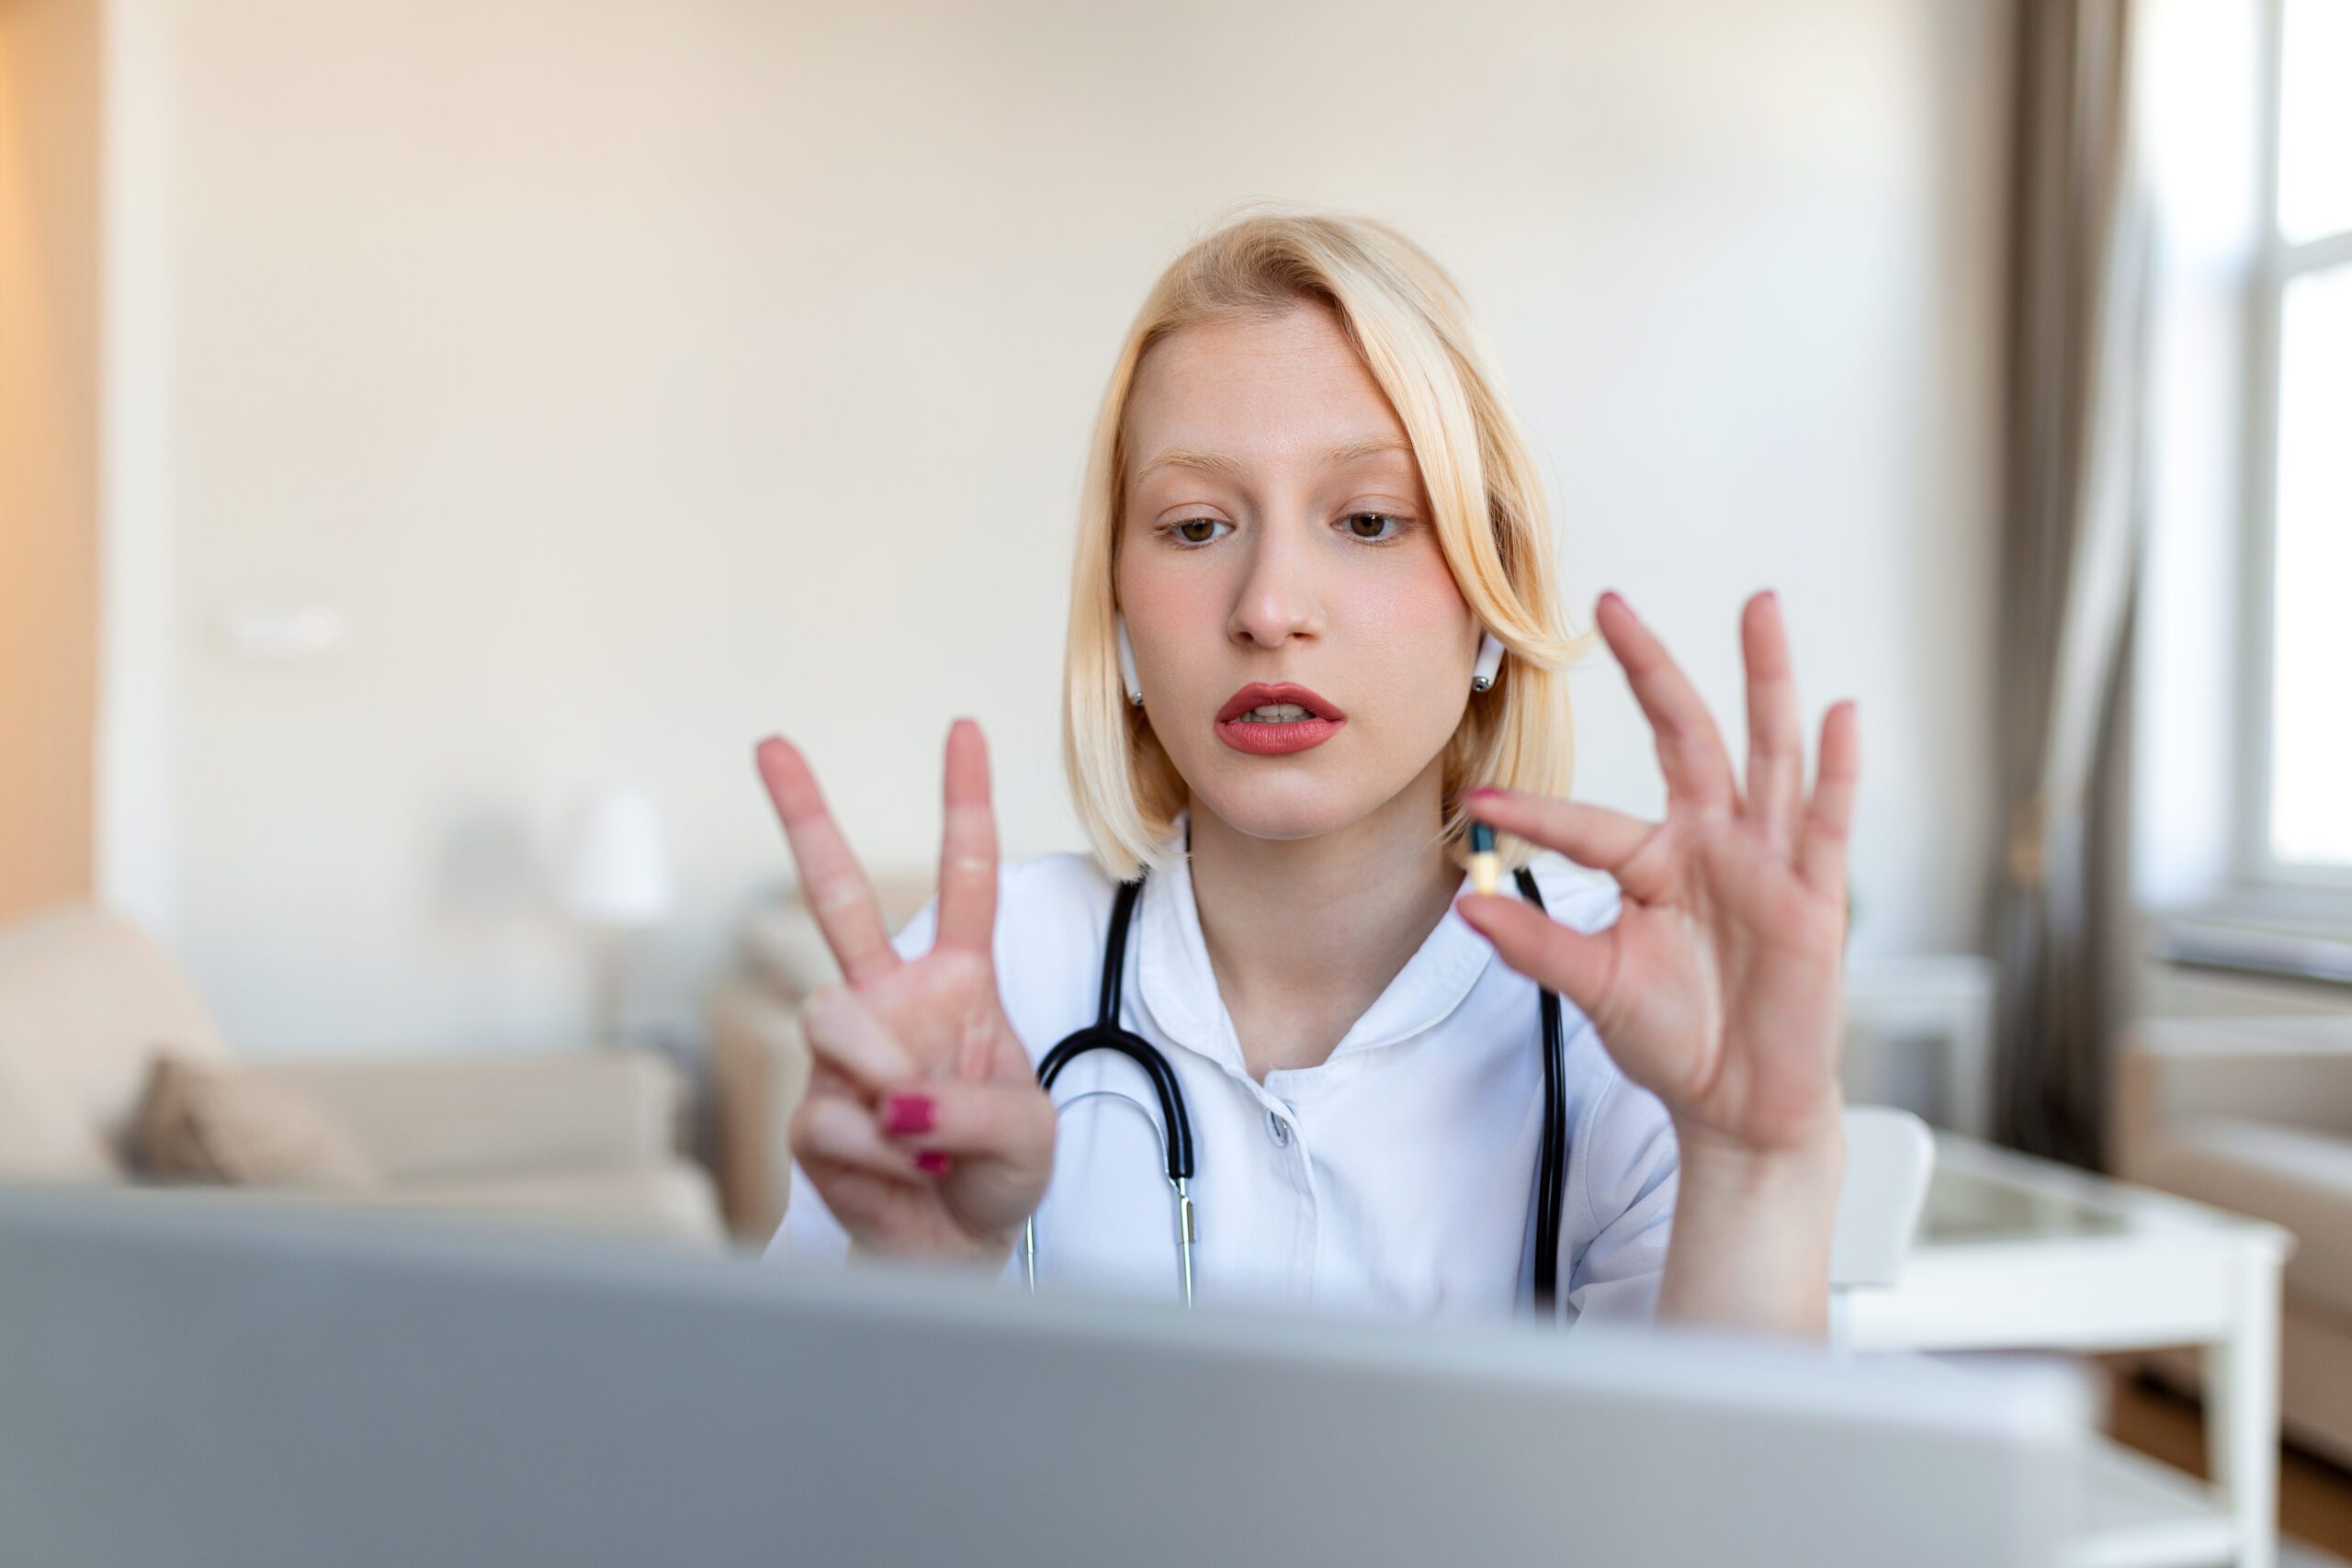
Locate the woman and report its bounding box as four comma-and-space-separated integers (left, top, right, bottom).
755, 206, 1857, 1335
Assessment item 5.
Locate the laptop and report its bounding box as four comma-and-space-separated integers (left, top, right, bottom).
0, 1185, 2086, 1566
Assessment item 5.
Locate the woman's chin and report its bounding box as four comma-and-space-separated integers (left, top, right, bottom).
1186, 775, 1381, 847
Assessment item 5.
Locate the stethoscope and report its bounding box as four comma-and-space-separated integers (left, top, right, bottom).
1021, 863, 1570, 1314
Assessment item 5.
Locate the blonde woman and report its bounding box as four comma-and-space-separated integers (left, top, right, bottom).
755, 206, 1858, 1334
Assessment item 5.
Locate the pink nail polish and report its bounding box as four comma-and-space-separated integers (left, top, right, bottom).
884, 1094, 935, 1136
1467, 786, 1505, 802
914, 1150, 951, 1175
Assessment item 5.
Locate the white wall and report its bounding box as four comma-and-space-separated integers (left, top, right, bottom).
101, 0, 2010, 1054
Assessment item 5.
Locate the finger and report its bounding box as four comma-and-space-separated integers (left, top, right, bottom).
754, 735, 903, 986
855, 945, 999, 1082
873, 1075, 1055, 1165
1797, 700, 1860, 897
933, 719, 1001, 955
1740, 590, 1804, 860
792, 1091, 933, 1185
1465, 789, 1657, 886
806, 1057, 856, 1103
1454, 891, 1621, 1027
1595, 592, 1737, 812
801, 983, 919, 1092
795, 1166, 926, 1241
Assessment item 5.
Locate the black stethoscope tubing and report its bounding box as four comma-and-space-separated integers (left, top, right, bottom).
1028, 865, 1569, 1314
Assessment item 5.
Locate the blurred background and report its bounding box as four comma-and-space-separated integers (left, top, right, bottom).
2, 0, 2347, 1556
5, 0, 2017, 1050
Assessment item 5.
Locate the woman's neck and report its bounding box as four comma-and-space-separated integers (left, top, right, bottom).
1184, 763, 1465, 1081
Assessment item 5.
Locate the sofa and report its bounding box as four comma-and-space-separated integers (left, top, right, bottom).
2111, 1012, 2352, 1466
0, 900, 725, 1245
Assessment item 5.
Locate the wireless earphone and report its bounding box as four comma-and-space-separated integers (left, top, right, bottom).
1117, 616, 1146, 707
1115, 615, 1504, 706
1472, 629, 1505, 692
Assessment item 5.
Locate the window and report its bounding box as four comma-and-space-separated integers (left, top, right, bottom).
2246, 0, 2352, 884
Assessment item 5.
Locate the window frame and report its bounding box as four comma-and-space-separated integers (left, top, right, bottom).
2233, 0, 2352, 897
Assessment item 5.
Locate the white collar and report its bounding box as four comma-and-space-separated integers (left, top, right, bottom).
1135, 806, 1497, 1075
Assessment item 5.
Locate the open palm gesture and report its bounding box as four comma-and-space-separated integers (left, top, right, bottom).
1457, 591, 1859, 1162
754, 720, 1054, 1266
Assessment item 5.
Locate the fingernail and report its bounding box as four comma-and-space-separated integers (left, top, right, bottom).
914, 1150, 951, 1175
1467, 786, 1505, 803
1600, 590, 1633, 618
884, 1094, 936, 1136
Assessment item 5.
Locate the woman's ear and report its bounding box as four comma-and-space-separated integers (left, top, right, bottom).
1117, 615, 1145, 706
1472, 629, 1505, 693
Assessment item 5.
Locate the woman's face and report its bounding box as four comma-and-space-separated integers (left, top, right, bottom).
1115, 301, 1482, 844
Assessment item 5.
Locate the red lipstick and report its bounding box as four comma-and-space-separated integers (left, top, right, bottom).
1216, 682, 1346, 756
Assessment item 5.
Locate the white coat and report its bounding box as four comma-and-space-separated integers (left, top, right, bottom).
770, 807, 1679, 1325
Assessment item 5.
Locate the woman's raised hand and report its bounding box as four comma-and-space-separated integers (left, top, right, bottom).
753, 719, 1054, 1268
1456, 591, 1859, 1168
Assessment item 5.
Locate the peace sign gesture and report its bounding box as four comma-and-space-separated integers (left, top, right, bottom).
1456, 591, 1859, 1168
754, 720, 1054, 1267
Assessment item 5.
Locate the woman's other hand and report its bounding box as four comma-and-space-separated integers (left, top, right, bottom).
1455, 590, 1858, 1333
754, 719, 1054, 1269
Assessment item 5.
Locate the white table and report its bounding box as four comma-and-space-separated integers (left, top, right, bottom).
1844, 1134, 2297, 1568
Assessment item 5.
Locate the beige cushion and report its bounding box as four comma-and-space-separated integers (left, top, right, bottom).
2124, 1017, 2352, 1139
124, 1162, 729, 1247
239, 1051, 686, 1181
0, 902, 230, 1151
2132, 1115, 2352, 1319
123, 1053, 381, 1193
0, 1054, 119, 1181
386, 1162, 727, 1244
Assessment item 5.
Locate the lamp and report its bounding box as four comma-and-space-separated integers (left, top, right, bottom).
564, 786, 674, 1045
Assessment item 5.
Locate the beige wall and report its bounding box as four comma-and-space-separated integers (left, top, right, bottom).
0, 0, 100, 923
101, 0, 2010, 1052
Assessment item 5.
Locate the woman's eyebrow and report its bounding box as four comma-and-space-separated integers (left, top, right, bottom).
1133, 434, 1412, 481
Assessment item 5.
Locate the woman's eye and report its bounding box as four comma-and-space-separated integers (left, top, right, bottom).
1343, 512, 1409, 542
1165, 517, 1228, 546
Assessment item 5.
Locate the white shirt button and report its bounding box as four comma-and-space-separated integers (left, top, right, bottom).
1268, 1110, 1293, 1146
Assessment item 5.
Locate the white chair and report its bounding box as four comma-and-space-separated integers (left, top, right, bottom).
1827, 1105, 1937, 1349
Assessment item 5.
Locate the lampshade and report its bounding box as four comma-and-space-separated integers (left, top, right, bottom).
564, 786, 674, 926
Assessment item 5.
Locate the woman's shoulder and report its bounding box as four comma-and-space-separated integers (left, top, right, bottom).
995, 847, 1124, 958
994, 850, 1123, 1030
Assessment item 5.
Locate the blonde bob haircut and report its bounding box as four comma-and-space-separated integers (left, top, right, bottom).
1061, 202, 1592, 886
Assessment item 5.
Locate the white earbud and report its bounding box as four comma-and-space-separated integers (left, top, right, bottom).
1472, 629, 1505, 693
1116, 615, 1145, 707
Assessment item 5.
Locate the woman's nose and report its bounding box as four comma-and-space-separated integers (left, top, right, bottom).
1228, 515, 1322, 649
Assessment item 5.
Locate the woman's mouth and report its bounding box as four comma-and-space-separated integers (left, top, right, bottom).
1215, 683, 1346, 756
